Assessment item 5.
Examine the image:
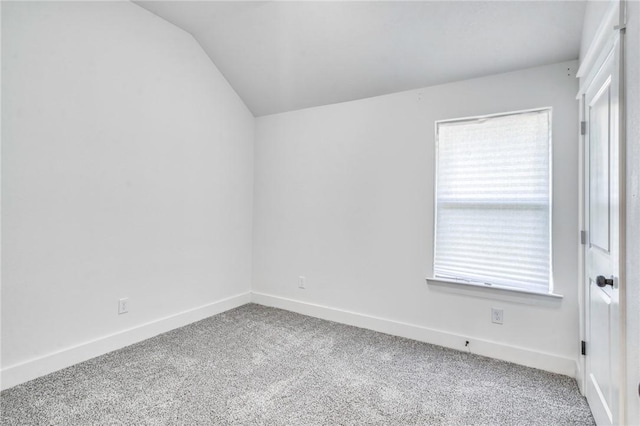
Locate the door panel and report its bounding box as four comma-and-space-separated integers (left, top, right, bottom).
588, 83, 611, 253
584, 38, 621, 426
589, 279, 613, 422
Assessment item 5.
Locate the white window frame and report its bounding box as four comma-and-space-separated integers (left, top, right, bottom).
429, 107, 559, 298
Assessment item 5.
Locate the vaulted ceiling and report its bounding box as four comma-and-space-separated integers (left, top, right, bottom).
135, 1, 586, 117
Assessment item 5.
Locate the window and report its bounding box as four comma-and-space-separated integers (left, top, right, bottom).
433, 108, 552, 294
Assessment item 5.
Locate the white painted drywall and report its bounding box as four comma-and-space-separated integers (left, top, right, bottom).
580, 0, 615, 61
1, 2, 254, 370
253, 61, 580, 365
135, 1, 585, 117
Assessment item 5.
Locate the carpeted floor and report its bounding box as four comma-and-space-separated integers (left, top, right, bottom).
1, 303, 594, 425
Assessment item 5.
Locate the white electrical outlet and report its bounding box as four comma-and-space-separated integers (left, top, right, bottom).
118, 298, 129, 315
298, 276, 306, 289
491, 308, 503, 324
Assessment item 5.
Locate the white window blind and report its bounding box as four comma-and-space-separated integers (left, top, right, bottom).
434, 109, 552, 294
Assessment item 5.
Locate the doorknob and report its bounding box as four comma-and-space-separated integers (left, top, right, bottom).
596, 275, 614, 288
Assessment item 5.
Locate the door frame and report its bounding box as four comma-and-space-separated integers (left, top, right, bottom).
576, 0, 627, 422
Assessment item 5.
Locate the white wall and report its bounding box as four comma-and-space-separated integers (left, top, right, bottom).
580, 0, 616, 60
253, 61, 580, 375
1, 1, 254, 382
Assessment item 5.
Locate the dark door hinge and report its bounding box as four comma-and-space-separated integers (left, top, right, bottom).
581, 230, 587, 245
581, 121, 586, 135
581, 340, 586, 356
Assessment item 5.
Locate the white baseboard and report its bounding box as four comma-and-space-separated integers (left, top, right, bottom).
1, 291, 251, 391
251, 292, 577, 378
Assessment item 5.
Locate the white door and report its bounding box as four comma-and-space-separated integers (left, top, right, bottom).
584, 36, 623, 426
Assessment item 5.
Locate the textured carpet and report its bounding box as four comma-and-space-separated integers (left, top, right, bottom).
1, 304, 593, 425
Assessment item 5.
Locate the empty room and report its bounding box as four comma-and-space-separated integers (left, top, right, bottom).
1, 0, 639, 424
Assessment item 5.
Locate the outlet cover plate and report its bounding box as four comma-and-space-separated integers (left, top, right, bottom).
118, 298, 129, 315
491, 308, 503, 324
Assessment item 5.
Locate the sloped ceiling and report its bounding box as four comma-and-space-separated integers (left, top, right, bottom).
135, 1, 586, 116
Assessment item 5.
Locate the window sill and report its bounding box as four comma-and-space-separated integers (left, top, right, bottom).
426, 277, 563, 301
